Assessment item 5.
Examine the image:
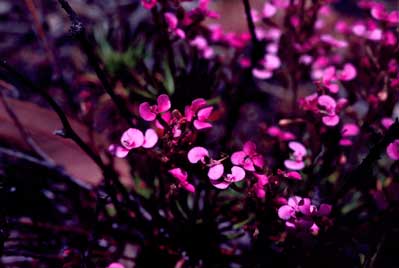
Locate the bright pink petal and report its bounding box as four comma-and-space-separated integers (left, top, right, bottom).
141, 0, 157, 9
211, 180, 230, 189
168, 168, 188, 183
208, 164, 224, 180
108, 263, 125, 268
182, 182, 196, 193
285, 171, 302, 180
142, 129, 158, 148
299, 198, 312, 215
263, 2, 277, 18
310, 223, 320, 235
252, 155, 264, 168
264, 54, 281, 70
108, 144, 130, 158
327, 84, 339, 94
387, 140, 399, 160
339, 139, 353, 146
121, 128, 144, 149
322, 115, 340, 126
252, 68, 272, 79
231, 151, 246, 165
381, 118, 394, 129
243, 141, 257, 155
288, 141, 307, 156
342, 123, 359, 136
193, 120, 212, 130
157, 94, 171, 113
318, 95, 336, 110
278, 205, 294, 220
191, 98, 207, 112
164, 12, 178, 29
230, 166, 246, 182
188, 146, 209, 163
243, 159, 255, 171
284, 160, 305, 170
288, 196, 301, 208
139, 102, 156, 121
197, 107, 213, 120
338, 63, 357, 81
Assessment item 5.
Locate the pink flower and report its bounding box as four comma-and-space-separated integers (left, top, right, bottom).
184, 98, 214, 130
267, 126, 296, 141
141, 0, 157, 9
109, 128, 158, 158
231, 141, 264, 171
254, 173, 269, 198
188, 146, 209, 164
263, 2, 277, 18
284, 141, 307, 170
139, 94, 171, 121
387, 140, 399, 160
337, 63, 357, 81
320, 34, 348, 48
381, 118, 394, 129
253, 54, 281, 80
108, 263, 124, 268
165, 12, 185, 39
278, 196, 331, 232
211, 166, 246, 189
318, 95, 340, 126
277, 169, 302, 180
321, 66, 339, 93
168, 168, 195, 192
339, 123, 359, 146
371, 5, 399, 24
191, 36, 214, 59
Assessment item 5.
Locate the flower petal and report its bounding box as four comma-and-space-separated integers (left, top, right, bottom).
168, 168, 188, 182
142, 128, 158, 148
278, 205, 294, 220
188, 146, 209, 163
197, 106, 213, 121
193, 120, 212, 130
208, 164, 224, 180
243, 141, 257, 155
157, 94, 171, 113
387, 140, 399, 160
108, 144, 130, 158
139, 102, 156, 121
284, 160, 305, 170
231, 151, 246, 165
211, 180, 230, 189
121, 128, 144, 149
288, 141, 307, 156
230, 166, 246, 182
322, 115, 340, 126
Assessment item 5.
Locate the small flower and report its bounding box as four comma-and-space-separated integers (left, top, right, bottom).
253, 173, 269, 198
339, 123, 359, 146
231, 141, 264, 171
337, 63, 357, 81
168, 168, 195, 192
109, 128, 158, 158
208, 163, 224, 180
165, 12, 185, 39
141, 0, 157, 9
188, 146, 209, 164
387, 139, 399, 160
211, 166, 246, 189
318, 95, 340, 126
108, 263, 125, 268
184, 98, 214, 129
284, 141, 307, 171
263, 2, 277, 18
139, 94, 171, 121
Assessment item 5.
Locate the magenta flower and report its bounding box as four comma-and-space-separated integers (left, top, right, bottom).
231, 141, 264, 171
278, 196, 331, 233
253, 54, 281, 80
109, 128, 158, 158
187, 146, 209, 164
263, 2, 277, 18
381, 117, 394, 129
267, 126, 296, 141
371, 5, 399, 24
337, 63, 357, 81
164, 12, 185, 39
184, 98, 214, 130
141, 0, 157, 9
387, 140, 399, 160
318, 95, 340, 126
211, 166, 246, 189
284, 141, 307, 171
107, 263, 124, 268
168, 168, 195, 192
254, 173, 269, 198
139, 94, 171, 122
339, 123, 359, 146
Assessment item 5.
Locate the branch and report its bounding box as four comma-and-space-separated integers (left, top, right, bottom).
57, 0, 135, 127
242, 0, 261, 66
336, 119, 399, 199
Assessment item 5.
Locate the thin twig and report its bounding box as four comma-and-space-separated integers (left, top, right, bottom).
242, 0, 261, 66
57, 0, 135, 127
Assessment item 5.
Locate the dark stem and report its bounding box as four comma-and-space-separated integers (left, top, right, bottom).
57, 0, 135, 127
242, 0, 260, 66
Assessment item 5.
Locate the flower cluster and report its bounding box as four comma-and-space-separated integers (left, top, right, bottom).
278, 196, 332, 234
